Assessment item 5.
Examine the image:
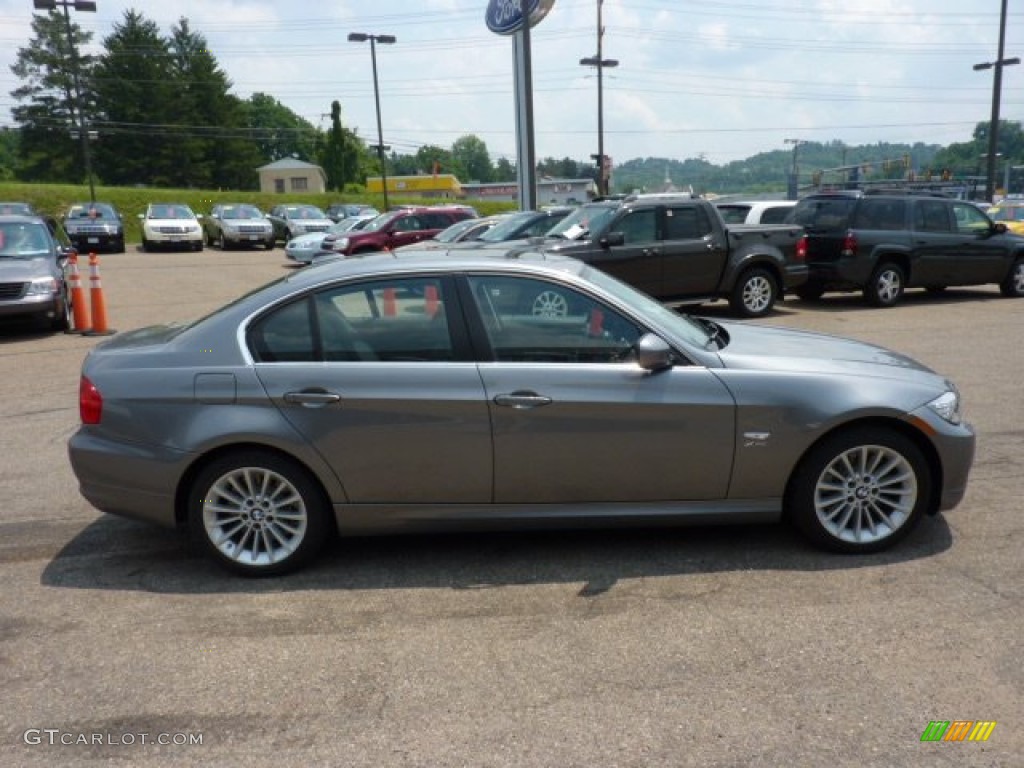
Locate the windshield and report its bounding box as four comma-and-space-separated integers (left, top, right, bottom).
0, 222, 51, 258
221, 205, 263, 220
286, 205, 327, 220
148, 204, 195, 219
546, 203, 618, 240
361, 211, 403, 233
67, 203, 117, 220
435, 218, 482, 242
477, 212, 538, 242
580, 264, 713, 347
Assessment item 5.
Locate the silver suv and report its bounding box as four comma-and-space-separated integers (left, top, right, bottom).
0, 215, 72, 331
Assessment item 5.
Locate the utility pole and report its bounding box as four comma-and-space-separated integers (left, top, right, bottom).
784, 138, 807, 200
580, 0, 618, 197
973, 0, 1019, 202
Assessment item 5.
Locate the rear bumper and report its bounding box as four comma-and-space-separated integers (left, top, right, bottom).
68, 430, 192, 529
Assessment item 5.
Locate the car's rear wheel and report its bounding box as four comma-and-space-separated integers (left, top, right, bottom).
864, 262, 904, 307
189, 451, 329, 576
730, 267, 777, 317
1000, 259, 1024, 297
787, 427, 930, 553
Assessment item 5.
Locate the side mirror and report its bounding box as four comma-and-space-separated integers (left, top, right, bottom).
993, 222, 1008, 235
600, 232, 625, 248
137, 213, 144, 220
635, 333, 674, 372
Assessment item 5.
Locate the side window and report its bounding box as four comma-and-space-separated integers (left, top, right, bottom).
392, 215, 422, 232
914, 201, 952, 233
716, 206, 747, 224
421, 213, 454, 229
315, 277, 452, 362
467, 275, 641, 364
952, 203, 991, 234
759, 206, 793, 225
853, 199, 906, 230
613, 209, 657, 244
665, 205, 713, 239
249, 299, 315, 363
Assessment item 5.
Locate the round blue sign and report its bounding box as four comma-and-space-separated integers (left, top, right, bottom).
485, 0, 555, 36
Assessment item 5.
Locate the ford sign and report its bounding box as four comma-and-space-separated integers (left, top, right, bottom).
485, 0, 555, 36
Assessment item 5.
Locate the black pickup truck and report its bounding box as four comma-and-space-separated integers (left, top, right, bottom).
529, 193, 807, 318
788, 190, 1024, 306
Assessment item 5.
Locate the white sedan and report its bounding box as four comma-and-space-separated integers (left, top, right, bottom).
285, 215, 377, 264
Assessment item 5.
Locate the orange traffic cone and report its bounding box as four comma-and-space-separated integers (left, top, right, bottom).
84, 252, 115, 336
66, 251, 91, 334
382, 287, 397, 317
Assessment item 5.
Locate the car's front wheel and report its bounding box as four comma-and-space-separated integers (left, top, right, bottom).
1000, 258, 1024, 297
730, 267, 777, 317
864, 262, 904, 307
188, 451, 329, 576
787, 427, 930, 553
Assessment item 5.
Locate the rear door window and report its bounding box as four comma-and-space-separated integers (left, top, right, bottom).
790, 197, 856, 229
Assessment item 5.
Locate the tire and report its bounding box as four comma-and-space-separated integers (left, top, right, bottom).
1000, 259, 1024, 298
795, 284, 826, 301
530, 288, 570, 317
114, 236, 125, 254
52, 286, 72, 332
265, 238, 276, 251
188, 450, 329, 576
142, 238, 152, 252
217, 232, 229, 251
192, 240, 204, 252
729, 267, 777, 318
787, 427, 930, 553
864, 262, 904, 307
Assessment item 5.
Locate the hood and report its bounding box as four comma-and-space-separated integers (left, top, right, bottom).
715, 321, 942, 382
0, 256, 57, 281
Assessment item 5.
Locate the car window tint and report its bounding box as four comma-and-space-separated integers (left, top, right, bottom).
467, 275, 640, 364
613, 209, 657, 244
315, 277, 452, 362
852, 199, 906, 230
664, 205, 712, 239
249, 299, 315, 363
759, 206, 793, 224
914, 201, 952, 233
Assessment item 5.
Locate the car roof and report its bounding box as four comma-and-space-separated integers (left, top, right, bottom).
298, 246, 588, 287
0, 213, 50, 225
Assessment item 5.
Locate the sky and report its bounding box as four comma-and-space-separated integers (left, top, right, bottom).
0, 0, 1022, 169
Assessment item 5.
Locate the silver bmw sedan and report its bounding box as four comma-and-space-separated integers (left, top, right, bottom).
68, 247, 975, 575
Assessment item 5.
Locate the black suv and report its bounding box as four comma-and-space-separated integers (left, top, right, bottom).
789, 190, 1024, 306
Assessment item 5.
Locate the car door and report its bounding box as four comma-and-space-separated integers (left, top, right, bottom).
909, 199, 959, 285
659, 203, 730, 297
580, 207, 664, 297
249, 275, 492, 504
386, 214, 434, 249
947, 202, 1011, 283
464, 273, 736, 504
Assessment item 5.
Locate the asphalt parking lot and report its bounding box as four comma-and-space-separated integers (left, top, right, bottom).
1, 246, 1021, 767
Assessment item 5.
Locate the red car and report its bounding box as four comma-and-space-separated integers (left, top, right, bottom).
329, 206, 476, 256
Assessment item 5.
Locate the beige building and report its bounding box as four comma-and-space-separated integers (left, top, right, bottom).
257, 158, 328, 195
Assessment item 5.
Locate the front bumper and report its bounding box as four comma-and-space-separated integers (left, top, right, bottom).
0, 290, 64, 321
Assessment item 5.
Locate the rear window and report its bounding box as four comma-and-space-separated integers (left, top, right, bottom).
790, 197, 857, 230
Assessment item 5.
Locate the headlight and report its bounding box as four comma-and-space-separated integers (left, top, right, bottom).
26, 277, 59, 295
927, 390, 962, 425
335, 237, 350, 250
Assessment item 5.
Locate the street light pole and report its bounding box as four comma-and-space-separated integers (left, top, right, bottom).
33, 0, 97, 202
348, 32, 396, 210
973, 0, 1019, 202
580, 0, 618, 197
784, 138, 806, 199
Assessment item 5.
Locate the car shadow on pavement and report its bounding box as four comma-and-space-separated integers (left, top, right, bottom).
39, 513, 953, 596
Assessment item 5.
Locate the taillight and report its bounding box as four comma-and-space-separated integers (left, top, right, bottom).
795, 234, 808, 261
841, 231, 857, 257
79, 375, 102, 424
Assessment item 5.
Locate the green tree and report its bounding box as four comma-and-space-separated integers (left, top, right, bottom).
415, 144, 454, 176
319, 101, 362, 192
0, 128, 20, 180
494, 157, 516, 182
451, 134, 493, 182
243, 92, 320, 163
92, 10, 174, 186
9, 10, 95, 183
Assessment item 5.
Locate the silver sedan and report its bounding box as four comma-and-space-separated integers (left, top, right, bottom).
68, 248, 975, 575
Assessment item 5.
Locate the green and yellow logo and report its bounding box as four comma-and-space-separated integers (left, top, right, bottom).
920, 721, 996, 742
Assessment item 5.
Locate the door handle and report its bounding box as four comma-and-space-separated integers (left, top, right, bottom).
283, 389, 341, 407
493, 391, 553, 409
642, 247, 661, 256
